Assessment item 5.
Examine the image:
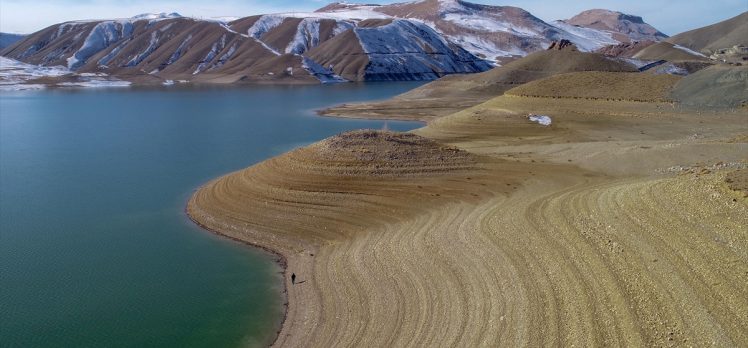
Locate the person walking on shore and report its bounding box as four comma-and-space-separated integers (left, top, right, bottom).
291, 273, 296, 285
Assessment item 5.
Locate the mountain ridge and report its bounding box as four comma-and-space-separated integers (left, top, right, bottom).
1, 1, 669, 85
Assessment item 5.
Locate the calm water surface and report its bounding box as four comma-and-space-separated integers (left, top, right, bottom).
0, 83, 423, 347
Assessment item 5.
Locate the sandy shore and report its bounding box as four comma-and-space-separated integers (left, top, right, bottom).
188, 90, 748, 346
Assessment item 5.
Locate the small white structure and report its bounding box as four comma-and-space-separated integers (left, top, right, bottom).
528, 114, 552, 126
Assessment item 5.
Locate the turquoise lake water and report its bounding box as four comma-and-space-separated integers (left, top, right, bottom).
0, 83, 423, 347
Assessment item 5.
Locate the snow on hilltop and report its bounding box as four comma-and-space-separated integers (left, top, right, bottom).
0, 0, 669, 86
131, 12, 182, 20
562, 9, 668, 42
317, 0, 665, 62
355, 19, 492, 80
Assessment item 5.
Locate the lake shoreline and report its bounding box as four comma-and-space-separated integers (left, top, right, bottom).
184, 202, 289, 348
185, 92, 748, 346
0, 83, 425, 346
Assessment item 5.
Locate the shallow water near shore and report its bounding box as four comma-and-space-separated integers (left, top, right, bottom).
0, 82, 424, 347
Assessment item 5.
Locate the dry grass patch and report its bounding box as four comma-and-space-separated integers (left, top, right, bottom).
506, 71, 681, 102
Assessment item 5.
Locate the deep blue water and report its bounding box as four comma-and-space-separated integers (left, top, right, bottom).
0, 83, 423, 347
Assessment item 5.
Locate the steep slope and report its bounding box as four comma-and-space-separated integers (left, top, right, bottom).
234, 11, 491, 81
0, 15, 323, 84
562, 9, 668, 42
0, 1, 672, 85
306, 19, 491, 81
232, 14, 356, 55
666, 12, 748, 54
1, 9, 493, 84
374, 0, 569, 60
328, 0, 639, 62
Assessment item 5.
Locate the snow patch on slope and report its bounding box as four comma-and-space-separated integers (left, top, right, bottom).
286, 18, 355, 54
355, 19, 491, 79
247, 15, 285, 38
672, 44, 707, 58
1, 56, 70, 81
0, 56, 129, 90
193, 34, 226, 74
286, 18, 322, 54
276, 8, 390, 21
449, 35, 527, 58
125, 30, 159, 67
97, 39, 131, 67
443, 13, 541, 37
166, 34, 193, 65
132, 12, 182, 21
302, 57, 347, 83
551, 20, 618, 52
67, 20, 135, 69
53, 23, 82, 40
212, 44, 237, 69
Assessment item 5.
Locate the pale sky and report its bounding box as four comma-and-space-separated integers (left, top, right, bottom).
0, 0, 745, 35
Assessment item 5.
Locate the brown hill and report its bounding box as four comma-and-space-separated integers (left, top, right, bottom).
304, 30, 370, 81
321, 50, 638, 120
564, 9, 668, 42
1, 13, 490, 85
596, 40, 655, 57
388, 49, 638, 100
319, 1, 667, 61
633, 42, 710, 62
3, 1, 673, 85
1, 18, 319, 84
506, 71, 681, 102
670, 65, 748, 108
188, 130, 498, 245
375, 0, 561, 60
666, 12, 748, 54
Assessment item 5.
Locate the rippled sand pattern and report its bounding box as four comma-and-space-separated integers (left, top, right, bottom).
189, 97, 748, 347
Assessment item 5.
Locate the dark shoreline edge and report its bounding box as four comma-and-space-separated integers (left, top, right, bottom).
184, 202, 289, 348
180, 89, 428, 346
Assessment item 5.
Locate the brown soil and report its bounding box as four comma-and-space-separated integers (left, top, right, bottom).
188, 130, 515, 248
666, 12, 748, 54
725, 169, 748, 197
596, 40, 656, 57
320, 50, 637, 121
670, 65, 748, 108
506, 71, 682, 102
633, 41, 710, 61
189, 91, 748, 347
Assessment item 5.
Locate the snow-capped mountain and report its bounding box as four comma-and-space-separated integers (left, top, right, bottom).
561, 9, 668, 42
1, 15, 307, 83
1, 10, 490, 84
0, 1, 667, 85
370, 0, 575, 60
318, 0, 663, 62
304, 18, 491, 81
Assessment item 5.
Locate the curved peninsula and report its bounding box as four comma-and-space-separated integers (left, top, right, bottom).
189, 79, 748, 346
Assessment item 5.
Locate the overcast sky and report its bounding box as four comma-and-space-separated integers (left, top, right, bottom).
1, 0, 745, 35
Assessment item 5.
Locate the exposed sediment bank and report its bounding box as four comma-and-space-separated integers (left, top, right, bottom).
189, 83, 748, 346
